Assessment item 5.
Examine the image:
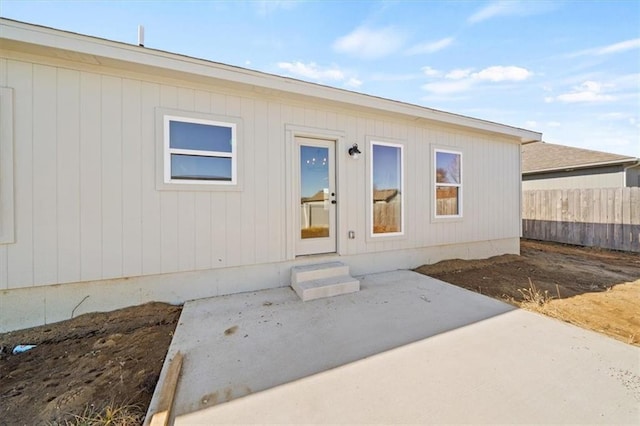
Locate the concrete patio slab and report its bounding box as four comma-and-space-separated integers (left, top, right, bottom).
146, 270, 640, 424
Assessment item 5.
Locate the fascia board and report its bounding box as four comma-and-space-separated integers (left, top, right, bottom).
523, 158, 638, 175
1, 19, 542, 143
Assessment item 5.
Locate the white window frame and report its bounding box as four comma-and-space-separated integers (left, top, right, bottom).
164, 115, 236, 184
433, 148, 463, 220
0, 87, 15, 244
156, 108, 242, 191
368, 139, 405, 239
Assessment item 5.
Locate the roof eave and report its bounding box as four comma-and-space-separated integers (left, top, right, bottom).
523, 158, 639, 175
0, 18, 542, 143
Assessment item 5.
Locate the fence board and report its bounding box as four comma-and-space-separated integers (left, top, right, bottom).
592, 189, 601, 247
621, 188, 631, 252
522, 188, 639, 252
631, 189, 640, 252
605, 189, 614, 249
582, 189, 593, 247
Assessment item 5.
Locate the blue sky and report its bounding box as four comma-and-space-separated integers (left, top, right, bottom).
300, 145, 329, 198
373, 144, 401, 190
3, 0, 639, 156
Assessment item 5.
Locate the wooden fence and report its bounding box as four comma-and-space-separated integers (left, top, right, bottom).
522, 188, 640, 252
373, 202, 401, 234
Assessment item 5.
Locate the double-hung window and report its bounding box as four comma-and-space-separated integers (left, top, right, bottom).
434, 149, 462, 218
163, 115, 237, 185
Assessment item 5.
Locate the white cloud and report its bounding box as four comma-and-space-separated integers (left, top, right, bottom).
468, 1, 515, 23
554, 81, 615, 103
345, 77, 363, 89
547, 121, 561, 128
422, 66, 441, 77
473, 65, 532, 82
446, 68, 472, 80
278, 61, 344, 81
406, 37, 454, 55
468, 0, 559, 24
570, 38, 640, 57
525, 120, 538, 128
598, 38, 640, 54
277, 61, 362, 89
333, 26, 405, 59
422, 65, 533, 95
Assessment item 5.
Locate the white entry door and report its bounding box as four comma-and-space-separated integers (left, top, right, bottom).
295, 137, 337, 255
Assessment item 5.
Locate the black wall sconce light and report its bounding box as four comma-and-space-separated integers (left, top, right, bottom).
348, 143, 361, 160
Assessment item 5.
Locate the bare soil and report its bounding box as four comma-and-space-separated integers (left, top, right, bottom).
1, 239, 638, 425
415, 239, 640, 345
0, 302, 181, 425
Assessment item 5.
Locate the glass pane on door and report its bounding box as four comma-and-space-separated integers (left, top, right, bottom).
300, 145, 330, 239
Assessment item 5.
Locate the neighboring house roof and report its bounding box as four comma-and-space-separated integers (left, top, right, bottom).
522, 141, 638, 174
301, 191, 326, 203
0, 18, 542, 144
373, 189, 399, 203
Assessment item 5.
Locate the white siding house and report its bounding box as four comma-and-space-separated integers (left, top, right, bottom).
0, 19, 541, 331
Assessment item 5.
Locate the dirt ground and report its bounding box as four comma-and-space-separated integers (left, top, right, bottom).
0, 302, 181, 425
416, 239, 640, 345
1, 239, 638, 425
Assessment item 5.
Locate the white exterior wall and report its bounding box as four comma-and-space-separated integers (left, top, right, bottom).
522, 172, 624, 190
0, 50, 523, 330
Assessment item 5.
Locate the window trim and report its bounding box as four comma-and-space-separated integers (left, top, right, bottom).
164, 115, 236, 184
0, 87, 15, 244
433, 147, 463, 220
156, 108, 243, 191
368, 139, 405, 239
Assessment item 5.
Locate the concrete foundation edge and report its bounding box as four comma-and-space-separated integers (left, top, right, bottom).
0, 237, 519, 332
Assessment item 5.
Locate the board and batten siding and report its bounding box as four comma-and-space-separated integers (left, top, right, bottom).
0, 56, 521, 290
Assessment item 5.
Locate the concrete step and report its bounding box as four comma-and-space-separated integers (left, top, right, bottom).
291, 275, 360, 302
291, 261, 350, 285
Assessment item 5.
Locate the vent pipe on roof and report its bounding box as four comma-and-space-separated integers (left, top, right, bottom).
138, 25, 145, 47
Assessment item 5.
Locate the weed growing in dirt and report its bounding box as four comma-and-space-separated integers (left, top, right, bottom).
55, 402, 144, 426
518, 278, 553, 306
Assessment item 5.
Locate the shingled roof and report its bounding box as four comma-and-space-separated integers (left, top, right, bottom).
522, 141, 638, 174
373, 189, 399, 203
301, 190, 326, 203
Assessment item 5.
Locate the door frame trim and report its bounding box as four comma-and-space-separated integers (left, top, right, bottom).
295, 137, 336, 255
285, 124, 347, 259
